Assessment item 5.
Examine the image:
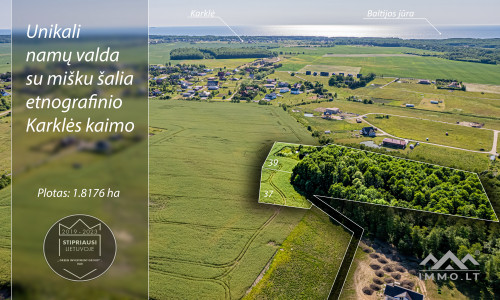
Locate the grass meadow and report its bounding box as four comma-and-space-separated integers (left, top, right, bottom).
0, 44, 10, 74
244, 206, 352, 300
149, 100, 322, 299
365, 114, 494, 151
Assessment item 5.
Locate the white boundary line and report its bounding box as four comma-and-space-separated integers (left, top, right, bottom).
259, 142, 499, 222
312, 197, 364, 299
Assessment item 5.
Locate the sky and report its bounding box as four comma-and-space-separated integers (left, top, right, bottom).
150, 0, 500, 27
0, 0, 10, 29
1, 0, 498, 30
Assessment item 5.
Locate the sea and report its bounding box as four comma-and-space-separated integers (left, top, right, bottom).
150, 25, 500, 39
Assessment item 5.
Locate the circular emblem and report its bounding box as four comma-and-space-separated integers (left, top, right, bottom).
43, 214, 116, 281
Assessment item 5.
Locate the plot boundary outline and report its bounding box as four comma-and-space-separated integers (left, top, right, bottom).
259, 141, 499, 222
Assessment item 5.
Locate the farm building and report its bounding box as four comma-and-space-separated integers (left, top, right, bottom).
430, 100, 439, 104
320, 72, 329, 76
383, 138, 407, 149
418, 79, 431, 84
361, 127, 376, 137
264, 84, 276, 89
208, 86, 219, 90
324, 108, 340, 115
383, 283, 424, 300
280, 88, 290, 93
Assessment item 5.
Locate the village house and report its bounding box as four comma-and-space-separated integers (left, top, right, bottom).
418, 79, 431, 85
199, 91, 210, 97
324, 108, 340, 115
383, 283, 424, 300
265, 93, 277, 100
361, 127, 376, 137
383, 138, 407, 149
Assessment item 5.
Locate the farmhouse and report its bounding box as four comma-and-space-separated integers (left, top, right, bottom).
265, 93, 277, 100
324, 107, 340, 115
361, 127, 376, 137
383, 138, 407, 149
383, 283, 424, 300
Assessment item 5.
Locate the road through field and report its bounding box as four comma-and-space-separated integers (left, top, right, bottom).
358, 113, 498, 155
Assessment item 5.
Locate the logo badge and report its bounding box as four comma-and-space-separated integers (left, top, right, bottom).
43, 214, 116, 281
419, 250, 480, 281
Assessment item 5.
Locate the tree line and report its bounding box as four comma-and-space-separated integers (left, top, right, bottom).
170, 47, 276, 60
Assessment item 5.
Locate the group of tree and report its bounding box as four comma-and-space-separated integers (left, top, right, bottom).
328, 73, 376, 89
289, 145, 496, 220
170, 47, 277, 60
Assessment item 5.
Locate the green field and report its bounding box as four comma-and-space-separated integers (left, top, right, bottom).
366, 114, 494, 152
281, 52, 500, 85
244, 206, 352, 299
149, 100, 320, 299
0, 44, 10, 74
0, 188, 9, 288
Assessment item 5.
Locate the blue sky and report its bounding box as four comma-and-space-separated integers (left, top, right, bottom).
1, 0, 498, 29
150, 0, 500, 27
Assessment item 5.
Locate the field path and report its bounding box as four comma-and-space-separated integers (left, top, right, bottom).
492, 130, 499, 155
267, 166, 287, 206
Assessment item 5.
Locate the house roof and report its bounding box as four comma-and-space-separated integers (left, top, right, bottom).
384, 284, 424, 300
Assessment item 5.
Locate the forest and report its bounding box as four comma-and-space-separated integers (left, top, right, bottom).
289, 145, 496, 221
170, 47, 276, 60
